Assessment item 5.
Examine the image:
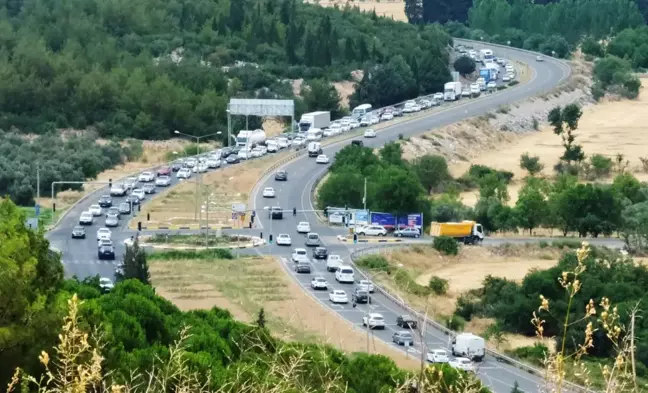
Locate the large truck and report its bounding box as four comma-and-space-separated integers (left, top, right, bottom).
479, 48, 494, 64
451, 333, 486, 361
429, 220, 484, 244
443, 81, 462, 101
478, 67, 497, 83
236, 129, 266, 148
299, 111, 330, 132
352, 104, 372, 120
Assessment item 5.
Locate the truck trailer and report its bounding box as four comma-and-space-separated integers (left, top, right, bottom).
236, 129, 266, 148
429, 220, 484, 244
443, 81, 462, 101
298, 111, 330, 132
478, 67, 497, 83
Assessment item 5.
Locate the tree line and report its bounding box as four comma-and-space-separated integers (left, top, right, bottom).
407, 0, 648, 26
0, 198, 489, 392
0, 131, 140, 205
0, 0, 451, 141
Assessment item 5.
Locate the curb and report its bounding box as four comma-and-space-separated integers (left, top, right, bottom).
141, 225, 234, 230
141, 236, 265, 250
336, 235, 404, 243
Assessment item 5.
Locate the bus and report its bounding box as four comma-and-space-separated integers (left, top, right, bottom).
351, 104, 372, 120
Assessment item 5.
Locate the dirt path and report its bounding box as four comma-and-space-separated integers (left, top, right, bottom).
309, 0, 407, 21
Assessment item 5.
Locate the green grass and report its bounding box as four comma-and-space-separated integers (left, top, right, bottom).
148, 248, 235, 260
147, 233, 249, 246
19, 206, 58, 225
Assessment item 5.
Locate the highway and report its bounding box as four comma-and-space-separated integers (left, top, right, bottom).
46, 40, 605, 392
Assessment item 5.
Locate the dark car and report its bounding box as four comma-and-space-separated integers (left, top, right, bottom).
220, 147, 233, 158
98, 245, 115, 260
98, 195, 112, 208
351, 140, 364, 147
352, 288, 369, 304
294, 262, 311, 274
142, 184, 156, 194
396, 315, 418, 329
269, 207, 283, 220
157, 166, 172, 176
125, 195, 140, 205
231, 146, 242, 154
312, 247, 328, 260
274, 170, 288, 181
118, 202, 132, 215
171, 162, 183, 172
71, 225, 86, 239
226, 155, 240, 164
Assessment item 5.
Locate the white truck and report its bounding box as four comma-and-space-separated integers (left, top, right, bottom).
451, 333, 486, 362
307, 142, 322, 157
443, 82, 462, 101
299, 111, 330, 132
479, 48, 494, 64
236, 129, 266, 148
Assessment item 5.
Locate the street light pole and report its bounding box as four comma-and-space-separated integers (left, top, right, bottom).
174, 130, 221, 224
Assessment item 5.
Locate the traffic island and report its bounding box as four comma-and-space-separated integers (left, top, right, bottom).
336, 235, 409, 243
138, 233, 265, 250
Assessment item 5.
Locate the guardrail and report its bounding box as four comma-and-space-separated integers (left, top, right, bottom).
349, 245, 592, 393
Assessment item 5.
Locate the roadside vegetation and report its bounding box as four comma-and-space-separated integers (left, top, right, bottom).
0, 0, 451, 140
1, 197, 485, 392
146, 233, 252, 247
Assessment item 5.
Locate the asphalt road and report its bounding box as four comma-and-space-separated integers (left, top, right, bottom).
247, 42, 574, 393
46, 40, 598, 392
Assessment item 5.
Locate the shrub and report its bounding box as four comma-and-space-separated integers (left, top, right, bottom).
148, 248, 234, 260
394, 270, 431, 296
428, 276, 449, 295
581, 37, 605, 57
356, 255, 392, 272
447, 314, 466, 331
509, 80, 520, 86
454, 293, 480, 321
512, 343, 550, 366
433, 236, 458, 255
589, 154, 613, 178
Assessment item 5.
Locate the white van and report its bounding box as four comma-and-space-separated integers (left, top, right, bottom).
306, 128, 323, 141
266, 140, 279, 153
352, 104, 372, 120
335, 266, 355, 283
237, 148, 251, 160
307, 142, 322, 158
326, 255, 343, 272
451, 333, 486, 361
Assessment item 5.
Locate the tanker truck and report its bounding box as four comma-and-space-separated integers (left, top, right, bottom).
429, 220, 484, 244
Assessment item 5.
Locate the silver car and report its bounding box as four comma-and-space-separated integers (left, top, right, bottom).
105, 213, 119, 227
305, 233, 320, 247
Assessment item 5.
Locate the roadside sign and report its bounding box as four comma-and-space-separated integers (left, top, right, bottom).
231, 203, 246, 212
35, 204, 40, 217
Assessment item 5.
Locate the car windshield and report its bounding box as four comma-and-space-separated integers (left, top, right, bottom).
372, 316, 384, 321
308, 234, 318, 239
74, 226, 83, 230
334, 291, 345, 295
400, 333, 413, 339
340, 269, 353, 274
316, 278, 326, 282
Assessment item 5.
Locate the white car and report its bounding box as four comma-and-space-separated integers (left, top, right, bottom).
138, 171, 155, 182
316, 155, 329, 164
251, 147, 266, 157
380, 112, 393, 121
359, 116, 370, 127
369, 115, 379, 125
206, 159, 221, 168
349, 120, 360, 129
329, 290, 348, 304
427, 349, 450, 363
292, 248, 308, 262
340, 120, 351, 132
311, 276, 328, 290
502, 74, 511, 82
131, 189, 145, 201
155, 176, 171, 186
449, 358, 475, 373
461, 89, 471, 97
433, 92, 444, 100
487, 81, 497, 89
185, 158, 197, 168
329, 123, 342, 135
296, 221, 311, 233
358, 280, 375, 293
356, 225, 387, 236
362, 313, 386, 329
507, 72, 515, 80
89, 204, 102, 216
276, 234, 292, 246
79, 211, 94, 225
292, 137, 306, 147
363, 129, 376, 138
96, 228, 112, 241
322, 129, 334, 137
177, 168, 191, 179
99, 277, 115, 291
335, 266, 355, 283
262, 187, 276, 198
326, 255, 343, 272
109, 184, 127, 196
194, 163, 208, 173
276, 138, 289, 149
536, 55, 544, 62
505, 65, 514, 73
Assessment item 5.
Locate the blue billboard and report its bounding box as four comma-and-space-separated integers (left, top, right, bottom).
396, 213, 423, 229
370, 212, 396, 227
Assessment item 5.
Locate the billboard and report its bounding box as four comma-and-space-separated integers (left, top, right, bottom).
370, 212, 396, 227
352, 210, 369, 226
396, 213, 423, 229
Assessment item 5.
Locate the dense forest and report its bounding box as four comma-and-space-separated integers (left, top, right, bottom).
0, 198, 489, 393
407, 0, 648, 29
0, 0, 450, 140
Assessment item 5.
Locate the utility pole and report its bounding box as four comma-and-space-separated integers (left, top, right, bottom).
36, 165, 40, 200
363, 177, 367, 211
631, 311, 638, 392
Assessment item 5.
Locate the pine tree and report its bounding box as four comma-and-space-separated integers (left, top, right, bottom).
285, 21, 298, 64
256, 307, 266, 328
344, 38, 356, 62
405, 0, 423, 24
118, 238, 151, 285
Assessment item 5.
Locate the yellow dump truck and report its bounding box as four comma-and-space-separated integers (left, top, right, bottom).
429, 221, 484, 245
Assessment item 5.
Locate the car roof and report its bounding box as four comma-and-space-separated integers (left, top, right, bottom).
299, 221, 309, 225
368, 313, 383, 317
314, 276, 326, 281
333, 290, 345, 294
278, 234, 289, 237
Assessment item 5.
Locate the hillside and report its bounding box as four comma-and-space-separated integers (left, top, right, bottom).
0, 0, 451, 141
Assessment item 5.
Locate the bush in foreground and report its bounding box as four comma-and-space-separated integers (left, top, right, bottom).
433, 236, 459, 255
